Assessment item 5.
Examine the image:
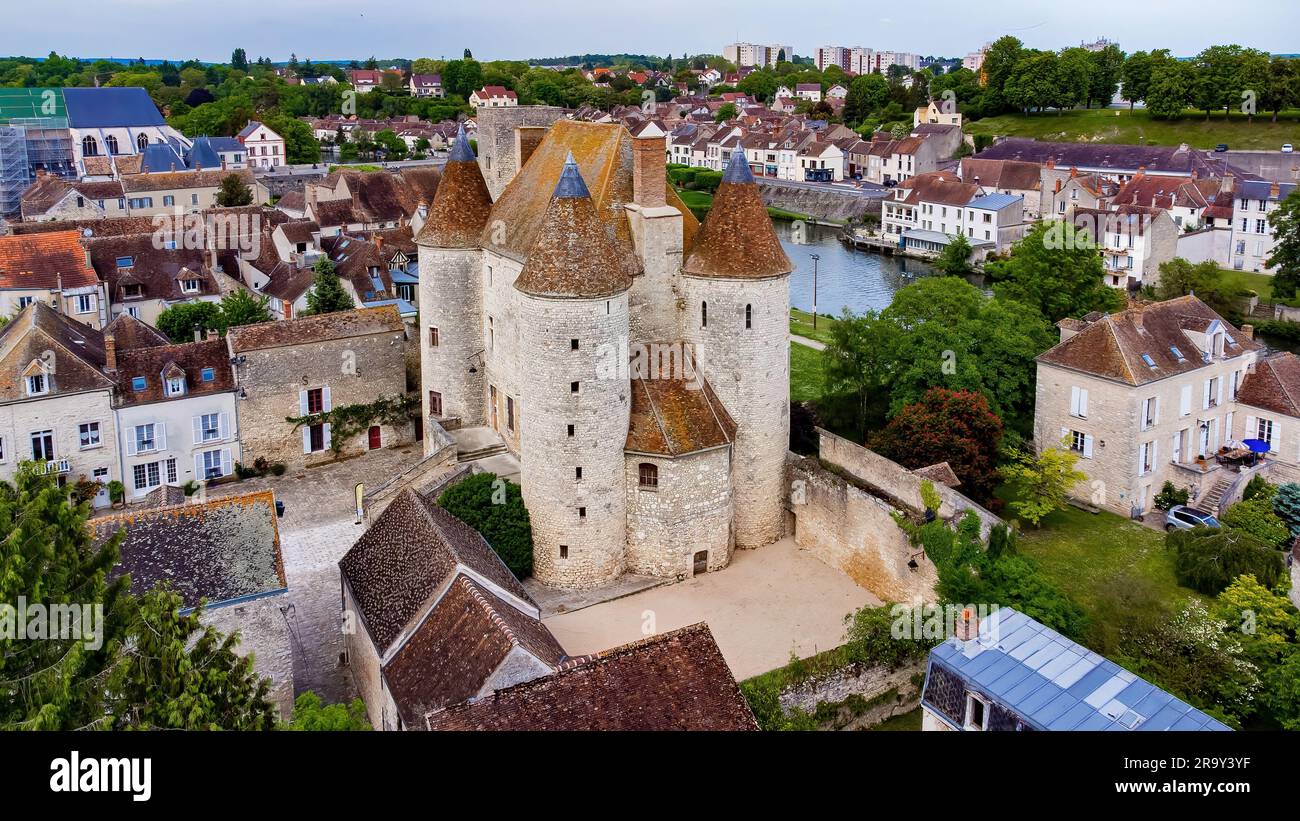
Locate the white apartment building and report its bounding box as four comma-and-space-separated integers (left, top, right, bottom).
723, 42, 793, 68
1229, 180, 1295, 273
237, 121, 286, 169
1071, 205, 1179, 289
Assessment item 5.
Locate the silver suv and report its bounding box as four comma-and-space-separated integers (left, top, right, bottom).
1164, 505, 1220, 532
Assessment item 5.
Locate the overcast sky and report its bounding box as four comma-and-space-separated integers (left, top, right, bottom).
3, 1, 1297, 63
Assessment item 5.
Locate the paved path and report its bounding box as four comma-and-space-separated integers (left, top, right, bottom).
791, 333, 826, 351
544, 537, 879, 680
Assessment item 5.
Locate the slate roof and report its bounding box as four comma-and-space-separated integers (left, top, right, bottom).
0, 230, 99, 290
1036, 295, 1260, 386
338, 488, 535, 654
975, 137, 1232, 177
1240, 179, 1297, 202
227, 305, 404, 352
682, 149, 791, 280
63, 87, 164, 128
923, 608, 1231, 731
382, 574, 566, 728
0, 302, 112, 401
626, 363, 737, 456
967, 192, 1021, 210
514, 154, 632, 299
115, 338, 235, 406
423, 623, 758, 731
1236, 352, 1300, 417
95, 491, 286, 610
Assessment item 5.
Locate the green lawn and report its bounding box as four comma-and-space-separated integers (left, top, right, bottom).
966, 107, 1300, 151
1221, 268, 1276, 301
790, 308, 839, 345
1000, 487, 1200, 626
790, 341, 824, 403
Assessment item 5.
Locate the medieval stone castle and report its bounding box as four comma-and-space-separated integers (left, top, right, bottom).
416, 108, 793, 590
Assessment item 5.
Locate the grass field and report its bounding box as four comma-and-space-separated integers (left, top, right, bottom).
790, 308, 840, 345
867, 707, 922, 731
966, 107, 1300, 151
999, 487, 1200, 638
673, 187, 839, 223
789, 342, 825, 403
1221, 268, 1277, 300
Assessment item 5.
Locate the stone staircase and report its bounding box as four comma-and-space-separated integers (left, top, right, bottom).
457, 441, 507, 462
1200, 477, 1234, 515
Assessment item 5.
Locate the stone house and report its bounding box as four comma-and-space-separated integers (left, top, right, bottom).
0, 302, 121, 505
1229, 180, 1297, 273
339, 487, 565, 730
94, 490, 293, 718
1034, 296, 1262, 516
119, 169, 263, 218
226, 305, 409, 470
113, 329, 240, 500
84, 234, 222, 325
1071, 205, 1179, 290
1234, 352, 1300, 485
957, 158, 1042, 220
236, 121, 286, 170
20, 175, 127, 222
0, 229, 108, 329
1041, 165, 1121, 220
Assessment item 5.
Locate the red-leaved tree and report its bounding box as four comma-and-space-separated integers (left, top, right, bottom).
875, 388, 1004, 503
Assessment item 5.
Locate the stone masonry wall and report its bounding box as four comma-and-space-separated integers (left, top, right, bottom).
788, 453, 938, 602
235, 330, 410, 471
475, 106, 568, 199
0, 391, 120, 495
682, 273, 790, 548
520, 291, 631, 589
418, 245, 485, 438
777, 660, 926, 730
203, 593, 295, 720
624, 448, 733, 578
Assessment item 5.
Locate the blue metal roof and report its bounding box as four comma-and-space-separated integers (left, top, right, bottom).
63, 87, 164, 128
967, 192, 1022, 210
1240, 179, 1296, 201
389, 270, 419, 284
924, 608, 1231, 731
722, 145, 754, 184
140, 141, 188, 173
553, 152, 591, 199
448, 122, 474, 163
188, 137, 222, 170
205, 136, 244, 153
362, 297, 417, 317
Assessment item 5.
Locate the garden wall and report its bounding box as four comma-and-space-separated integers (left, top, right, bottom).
759, 658, 926, 731
755, 179, 881, 223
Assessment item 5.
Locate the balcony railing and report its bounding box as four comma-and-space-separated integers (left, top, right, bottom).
34, 459, 71, 476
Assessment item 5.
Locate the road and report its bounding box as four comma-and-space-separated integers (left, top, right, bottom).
1218, 150, 1299, 183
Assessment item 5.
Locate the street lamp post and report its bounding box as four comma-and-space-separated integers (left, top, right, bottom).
810, 253, 820, 329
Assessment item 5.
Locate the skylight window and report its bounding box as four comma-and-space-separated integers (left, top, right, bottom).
116, 256, 134, 268
1141, 353, 1157, 368
131, 376, 146, 391
1170, 346, 1185, 362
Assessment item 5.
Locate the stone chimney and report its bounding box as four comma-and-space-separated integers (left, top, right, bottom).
104, 334, 117, 373
207, 328, 219, 341
954, 607, 979, 642
632, 127, 668, 209
1220, 173, 1235, 194
193, 324, 202, 342
1271, 181, 1281, 199
1241, 324, 1254, 341
1046, 158, 1056, 170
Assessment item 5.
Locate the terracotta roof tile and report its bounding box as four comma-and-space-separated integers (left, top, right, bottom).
115, 338, 235, 406
1238, 352, 1300, 417
416, 125, 492, 249
682, 151, 791, 280
0, 230, 98, 290
227, 305, 404, 352
626, 359, 737, 455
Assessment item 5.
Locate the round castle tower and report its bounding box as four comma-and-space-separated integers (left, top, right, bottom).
516, 154, 633, 589
415, 124, 492, 447
680, 149, 793, 548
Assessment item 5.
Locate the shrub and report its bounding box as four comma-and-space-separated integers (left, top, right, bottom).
1167, 526, 1286, 595
1221, 497, 1291, 550
270, 462, 287, 476
1153, 480, 1189, 511
437, 472, 533, 578
1272, 483, 1300, 536
842, 604, 937, 670
1243, 475, 1277, 503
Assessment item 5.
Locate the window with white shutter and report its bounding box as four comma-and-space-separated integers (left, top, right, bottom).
1180, 385, 1192, 416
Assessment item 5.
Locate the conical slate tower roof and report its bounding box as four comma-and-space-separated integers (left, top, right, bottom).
514, 153, 632, 299
682, 149, 792, 279
416, 123, 493, 249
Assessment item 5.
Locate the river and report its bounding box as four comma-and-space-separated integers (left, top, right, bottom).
774, 220, 938, 317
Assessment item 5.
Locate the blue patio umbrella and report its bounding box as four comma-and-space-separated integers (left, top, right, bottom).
1242, 438, 1271, 453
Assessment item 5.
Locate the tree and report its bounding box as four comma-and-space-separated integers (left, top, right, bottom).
221, 288, 273, 328
1273, 481, 1300, 536
843, 73, 889, 124
1087, 44, 1125, 108
230, 48, 248, 72
935, 233, 973, 275
1000, 445, 1087, 527
110, 587, 274, 730
437, 473, 534, 578
215, 173, 253, 207
981, 36, 1025, 112
714, 102, 737, 123
1146, 57, 1195, 119
986, 221, 1125, 323
1193, 44, 1244, 119
876, 388, 1004, 502
822, 309, 898, 440
1153, 257, 1240, 317
281, 692, 371, 730
1121, 50, 1154, 109
1237, 48, 1271, 123
1266, 189, 1300, 299
1263, 57, 1300, 122
305, 257, 354, 315
1168, 526, 1286, 595
0, 468, 131, 730
1004, 52, 1059, 113
1056, 47, 1093, 110
155, 300, 225, 343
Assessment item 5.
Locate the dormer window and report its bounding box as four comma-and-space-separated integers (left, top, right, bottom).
166, 376, 186, 397
25, 374, 47, 396
181, 279, 200, 294
123, 284, 143, 299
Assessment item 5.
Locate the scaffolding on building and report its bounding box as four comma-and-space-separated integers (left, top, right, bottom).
0, 126, 29, 217
0, 89, 73, 218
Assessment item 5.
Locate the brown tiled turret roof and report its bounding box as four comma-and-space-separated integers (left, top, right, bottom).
513, 153, 632, 299
682, 149, 792, 280
416, 124, 492, 249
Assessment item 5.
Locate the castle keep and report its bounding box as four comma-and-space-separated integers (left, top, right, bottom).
417, 112, 792, 589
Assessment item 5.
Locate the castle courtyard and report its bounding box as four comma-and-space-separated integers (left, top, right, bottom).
543, 537, 880, 680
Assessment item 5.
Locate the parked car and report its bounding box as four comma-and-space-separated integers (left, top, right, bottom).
1164, 505, 1220, 532
1214, 144, 1229, 153
1283, 144, 1295, 153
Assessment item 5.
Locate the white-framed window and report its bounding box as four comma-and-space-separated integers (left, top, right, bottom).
79, 422, 101, 449
166, 458, 177, 484
134, 423, 157, 454
1258, 418, 1275, 449
0, 436, 6, 462
964, 693, 990, 731
1142, 397, 1158, 431
166, 376, 186, 397
30, 430, 54, 461
198, 413, 221, 442
201, 449, 225, 480
25, 373, 47, 396
1139, 440, 1156, 476
181, 279, 200, 294
1069, 386, 1088, 418
76, 294, 94, 314
132, 461, 161, 491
